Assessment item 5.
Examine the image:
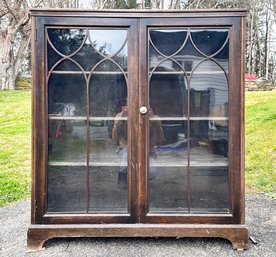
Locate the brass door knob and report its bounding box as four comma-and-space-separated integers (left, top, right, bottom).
140, 106, 147, 114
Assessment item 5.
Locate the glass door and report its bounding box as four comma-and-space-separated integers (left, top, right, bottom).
46, 23, 138, 222
143, 26, 231, 221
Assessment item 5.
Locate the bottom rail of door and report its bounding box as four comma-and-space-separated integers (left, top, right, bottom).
27, 223, 248, 252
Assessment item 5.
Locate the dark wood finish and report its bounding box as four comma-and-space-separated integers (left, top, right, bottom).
27, 224, 248, 252
29, 9, 247, 251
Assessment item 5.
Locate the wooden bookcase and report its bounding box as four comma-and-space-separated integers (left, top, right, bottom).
28, 9, 248, 251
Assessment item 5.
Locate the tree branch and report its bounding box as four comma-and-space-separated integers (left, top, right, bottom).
0, 10, 8, 18
101, 0, 110, 9
186, 0, 197, 9
33, 0, 45, 8
211, 0, 221, 9
2, 0, 17, 22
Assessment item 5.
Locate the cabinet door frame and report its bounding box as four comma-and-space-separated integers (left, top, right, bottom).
32, 15, 139, 224
138, 17, 245, 224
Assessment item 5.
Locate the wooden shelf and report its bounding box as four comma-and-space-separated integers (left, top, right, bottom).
150, 117, 228, 121
48, 116, 127, 121
149, 71, 227, 75
48, 162, 228, 168
48, 116, 227, 121
48, 161, 122, 167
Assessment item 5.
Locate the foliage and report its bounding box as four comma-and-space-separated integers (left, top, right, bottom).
245, 91, 276, 198
0, 90, 31, 207
15, 78, 31, 89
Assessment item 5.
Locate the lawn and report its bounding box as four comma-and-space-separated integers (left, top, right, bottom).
0, 90, 31, 207
245, 91, 276, 197
0, 90, 275, 207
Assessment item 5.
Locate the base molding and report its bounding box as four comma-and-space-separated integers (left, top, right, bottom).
27, 224, 248, 252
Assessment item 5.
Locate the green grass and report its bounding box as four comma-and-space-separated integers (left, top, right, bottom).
0, 90, 275, 207
245, 91, 276, 197
0, 90, 31, 207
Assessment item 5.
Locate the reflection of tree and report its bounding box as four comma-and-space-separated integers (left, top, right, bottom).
48, 29, 86, 55
48, 28, 128, 71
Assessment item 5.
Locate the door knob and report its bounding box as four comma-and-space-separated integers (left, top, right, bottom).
140, 106, 147, 114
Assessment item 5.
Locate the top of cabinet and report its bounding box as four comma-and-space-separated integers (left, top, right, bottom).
29, 8, 247, 18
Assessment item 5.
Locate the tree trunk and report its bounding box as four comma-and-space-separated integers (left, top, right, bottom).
0, 5, 32, 90
0, 27, 16, 90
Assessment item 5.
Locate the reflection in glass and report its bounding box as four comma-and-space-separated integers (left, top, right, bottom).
47, 29, 86, 56
48, 74, 86, 116
152, 121, 187, 160
48, 120, 87, 163
94, 60, 123, 72
89, 166, 128, 213
190, 120, 228, 165
111, 107, 128, 191
89, 74, 127, 117
112, 45, 128, 71
190, 74, 228, 117
89, 30, 127, 56
89, 121, 123, 165
149, 45, 185, 73
47, 166, 86, 213
72, 43, 103, 71
190, 63, 228, 117
149, 120, 188, 213
53, 59, 81, 71
190, 167, 229, 213
88, 116, 128, 212
191, 29, 229, 56
150, 30, 187, 56
150, 74, 187, 117
149, 167, 188, 213
47, 42, 61, 70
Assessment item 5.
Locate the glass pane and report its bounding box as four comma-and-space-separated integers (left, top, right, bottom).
176, 38, 201, 73
89, 120, 123, 165
190, 62, 228, 117
150, 74, 187, 117
89, 74, 127, 117
191, 29, 229, 56
89, 30, 127, 56
190, 167, 229, 213
48, 120, 87, 163
94, 60, 122, 72
214, 42, 229, 71
190, 120, 228, 165
53, 59, 82, 71
89, 166, 128, 213
149, 45, 185, 73
150, 30, 187, 56
72, 42, 103, 71
149, 118, 188, 213
47, 166, 86, 213
149, 167, 188, 213
112, 45, 128, 71
89, 119, 128, 212
47, 29, 86, 56
48, 74, 86, 117
47, 42, 61, 71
